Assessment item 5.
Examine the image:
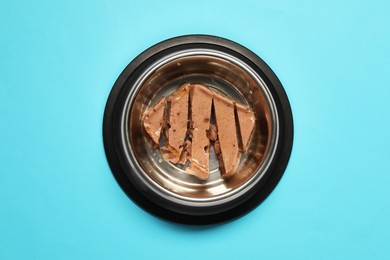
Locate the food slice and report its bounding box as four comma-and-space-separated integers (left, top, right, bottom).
161, 83, 190, 164
187, 84, 213, 180
142, 98, 166, 148
213, 92, 240, 178
235, 103, 255, 151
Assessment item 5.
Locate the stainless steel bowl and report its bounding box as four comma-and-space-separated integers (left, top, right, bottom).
103, 35, 293, 224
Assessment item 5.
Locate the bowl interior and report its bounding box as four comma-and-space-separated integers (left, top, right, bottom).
125, 49, 278, 204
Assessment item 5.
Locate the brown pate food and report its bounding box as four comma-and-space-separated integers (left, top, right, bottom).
212, 91, 240, 178
142, 98, 165, 148
235, 103, 256, 151
160, 83, 190, 164
142, 83, 255, 180
186, 84, 213, 180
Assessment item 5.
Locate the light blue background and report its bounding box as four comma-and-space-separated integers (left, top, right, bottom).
1, 0, 389, 259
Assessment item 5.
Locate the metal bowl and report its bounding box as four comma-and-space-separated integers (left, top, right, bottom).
103, 35, 293, 224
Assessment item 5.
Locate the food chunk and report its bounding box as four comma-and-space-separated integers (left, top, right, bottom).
142, 98, 166, 148
186, 84, 213, 180
161, 84, 190, 164
213, 92, 240, 178
235, 103, 255, 151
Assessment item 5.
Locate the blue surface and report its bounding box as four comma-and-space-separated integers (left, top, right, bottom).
1, 0, 390, 259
